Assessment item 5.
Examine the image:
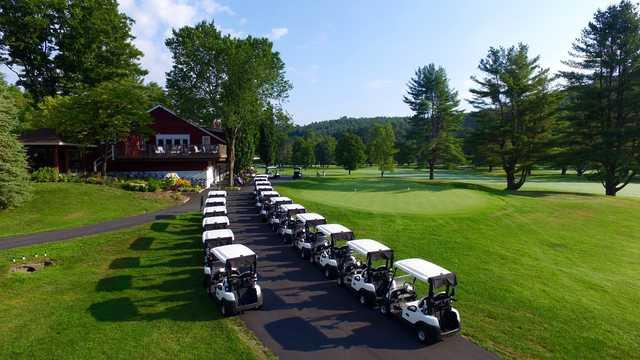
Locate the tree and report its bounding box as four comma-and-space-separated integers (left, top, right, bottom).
292, 137, 315, 168
0, 77, 31, 209
166, 22, 291, 186
0, 0, 145, 101
315, 136, 336, 167
368, 123, 396, 177
469, 44, 559, 190
34, 79, 157, 173
561, 1, 640, 196
404, 64, 465, 179
257, 106, 291, 167
335, 132, 366, 175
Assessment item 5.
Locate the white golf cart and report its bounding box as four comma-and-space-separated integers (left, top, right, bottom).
338, 239, 394, 307
314, 224, 355, 279
275, 203, 306, 242
205, 244, 263, 316
257, 190, 279, 210
380, 258, 460, 344
253, 180, 271, 195
266, 166, 280, 179
202, 228, 234, 252
254, 185, 273, 204
203, 206, 227, 218
207, 190, 227, 198
204, 197, 226, 208
253, 174, 269, 182
202, 215, 229, 231
263, 196, 292, 223
293, 213, 327, 257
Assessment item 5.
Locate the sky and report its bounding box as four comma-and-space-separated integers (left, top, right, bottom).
2, 0, 618, 125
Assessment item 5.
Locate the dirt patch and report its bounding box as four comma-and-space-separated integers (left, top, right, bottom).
139, 191, 187, 203
10, 259, 55, 273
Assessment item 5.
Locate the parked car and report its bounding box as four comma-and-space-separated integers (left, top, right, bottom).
293, 167, 303, 179
293, 213, 327, 258
205, 244, 263, 316
339, 239, 394, 307
202, 215, 230, 232
314, 224, 355, 279
263, 196, 292, 223
203, 206, 227, 218
275, 203, 306, 241
380, 258, 460, 344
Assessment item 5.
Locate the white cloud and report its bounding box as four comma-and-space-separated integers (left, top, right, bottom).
365, 79, 392, 89
266, 27, 289, 40
202, 0, 235, 15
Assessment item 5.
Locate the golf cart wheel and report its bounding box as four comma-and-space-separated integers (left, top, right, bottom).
300, 250, 306, 259
309, 254, 314, 264
358, 291, 370, 306
336, 275, 344, 287
324, 267, 331, 279
416, 325, 428, 343
220, 300, 235, 317
379, 303, 390, 316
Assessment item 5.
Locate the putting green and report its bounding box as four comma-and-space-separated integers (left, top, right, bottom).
276, 178, 503, 215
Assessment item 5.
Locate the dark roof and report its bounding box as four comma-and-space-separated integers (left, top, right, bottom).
19, 128, 89, 147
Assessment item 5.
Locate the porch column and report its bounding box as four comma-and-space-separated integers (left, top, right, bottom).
53, 147, 60, 172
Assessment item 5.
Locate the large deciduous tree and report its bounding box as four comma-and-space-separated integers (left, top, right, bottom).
469, 44, 559, 191
0, 77, 31, 208
0, 0, 145, 101
561, 1, 640, 196
368, 123, 396, 177
166, 22, 291, 186
335, 132, 366, 175
404, 64, 465, 179
314, 135, 336, 168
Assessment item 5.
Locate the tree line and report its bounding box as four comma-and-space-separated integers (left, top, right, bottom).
263, 1, 640, 196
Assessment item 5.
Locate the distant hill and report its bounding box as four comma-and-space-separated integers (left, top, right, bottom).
290, 116, 410, 141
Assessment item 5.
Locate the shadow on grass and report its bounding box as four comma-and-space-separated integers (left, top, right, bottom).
90, 213, 219, 323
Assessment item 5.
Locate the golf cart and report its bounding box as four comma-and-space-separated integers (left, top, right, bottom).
293, 167, 303, 179
314, 224, 355, 279
202, 228, 234, 252
205, 244, 263, 316
204, 197, 226, 208
266, 166, 280, 179
202, 215, 230, 231
257, 191, 279, 213
264, 196, 293, 224
208, 190, 227, 198
380, 258, 460, 344
254, 185, 273, 204
203, 206, 227, 218
275, 203, 306, 242
253, 180, 271, 194
254, 174, 269, 182
293, 213, 327, 258
339, 239, 394, 307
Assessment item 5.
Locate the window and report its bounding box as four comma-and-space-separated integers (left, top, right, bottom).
157, 139, 164, 146
202, 136, 211, 145
156, 134, 190, 147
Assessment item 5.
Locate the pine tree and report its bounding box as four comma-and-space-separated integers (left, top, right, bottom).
404, 64, 465, 180
0, 78, 31, 209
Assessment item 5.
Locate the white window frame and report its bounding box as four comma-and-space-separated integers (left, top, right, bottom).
156, 134, 190, 146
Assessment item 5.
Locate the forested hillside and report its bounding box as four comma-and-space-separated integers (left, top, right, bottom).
290, 116, 410, 142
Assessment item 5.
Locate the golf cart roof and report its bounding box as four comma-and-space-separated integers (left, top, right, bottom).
268, 196, 292, 204
267, 166, 278, 169
347, 239, 392, 256
394, 258, 457, 287
211, 244, 256, 262
261, 191, 279, 197
203, 206, 227, 215
208, 190, 227, 198
317, 224, 353, 240
294, 166, 302, 170
255, 180, 270, 186
205, 197, 226, 205
254, 174, 269, 179
202, 229, 234, 242
202, 216, 229, 227
256, 185, 273, 191
279, 203, 305, 212
296, 212, 326, 223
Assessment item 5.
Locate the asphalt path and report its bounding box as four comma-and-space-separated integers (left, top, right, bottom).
228, 185, 498, 360
0, 193, 201, 250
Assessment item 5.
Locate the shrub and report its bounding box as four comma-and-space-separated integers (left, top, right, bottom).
31, 167, 60, 182
173, 178, 192, 190
122, 181, 148, 192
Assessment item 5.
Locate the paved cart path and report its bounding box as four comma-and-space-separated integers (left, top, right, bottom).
227, 186, 498, 360
0, 193, 202, 250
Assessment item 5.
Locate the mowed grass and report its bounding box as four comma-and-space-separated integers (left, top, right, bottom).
0, 183, 182, 237
275, 176, 640, 359
0, 214, 270, 359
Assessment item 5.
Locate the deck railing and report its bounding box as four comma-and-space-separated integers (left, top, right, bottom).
115, 144, 225, 159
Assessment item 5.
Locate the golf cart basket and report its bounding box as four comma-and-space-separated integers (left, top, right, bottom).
202, 216, 230, 231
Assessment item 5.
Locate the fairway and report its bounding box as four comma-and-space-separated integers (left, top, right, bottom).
275, 175, 640, 359
0, 214, 269, 359
0, 183, 182, 238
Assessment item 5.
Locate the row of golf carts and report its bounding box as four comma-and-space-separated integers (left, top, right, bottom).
254, 174, 461, 344
201, 190, 263, 316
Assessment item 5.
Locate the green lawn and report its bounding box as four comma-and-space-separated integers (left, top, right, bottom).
0, 214, 270, 359
0, 183, 183, 237
275, 175, 640, 359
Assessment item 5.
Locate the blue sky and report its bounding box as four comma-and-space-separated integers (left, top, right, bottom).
3, 0, 618, 125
